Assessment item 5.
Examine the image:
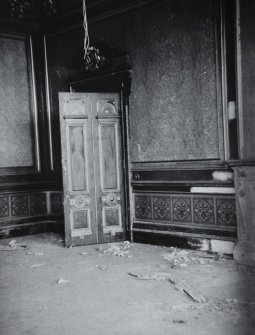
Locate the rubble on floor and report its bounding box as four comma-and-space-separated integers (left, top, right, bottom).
1, 234, 255, 335
171, 298, 255, 316
57, 278, 70, 284
96, 241, 133, 257
161, 246, 232, 268
128, 271, 206, 303
0, 239, 29, 251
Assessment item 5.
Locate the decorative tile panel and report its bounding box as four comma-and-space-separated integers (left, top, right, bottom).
153, 196, 171, 221
216, 198, 236, 226
135, 195, 152, 219
11, 195, 28, 216
172, 197, 191, 222
0, 191, 63, 222
0, 196, 9, 217
134, 193, 236, 229
193, 197, 214, 224
30, 193, 47, 215
50, 192, 63, 213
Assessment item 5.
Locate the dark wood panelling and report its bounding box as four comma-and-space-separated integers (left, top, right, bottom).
0, 191, 63, 238
50, 192, 63, 214
30, 193, 47, 215
193, 197, 214, 224
133, 229, 236, 249
216, 198, 236, 226
0, 197, 9, 218
133, 224, 236, 240
132, 169, 233, 183
0, 219, 63, 239
0, 30, 63, 228
133, 193, 236, 239
11, 195, 29, 216
0, 191, 63, 220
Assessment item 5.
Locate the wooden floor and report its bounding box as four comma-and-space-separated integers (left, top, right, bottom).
0, 233, 254, 335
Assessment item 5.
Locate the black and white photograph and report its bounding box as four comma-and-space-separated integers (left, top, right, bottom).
0, 0, 254, 334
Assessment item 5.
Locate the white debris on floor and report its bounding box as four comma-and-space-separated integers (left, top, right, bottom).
161, 246, 232, 268
96, 241, 133, 257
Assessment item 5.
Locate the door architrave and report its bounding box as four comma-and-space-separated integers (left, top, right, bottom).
68, 70, 132, 241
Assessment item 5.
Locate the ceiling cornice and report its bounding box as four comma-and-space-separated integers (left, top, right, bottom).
43, 0, 158, 36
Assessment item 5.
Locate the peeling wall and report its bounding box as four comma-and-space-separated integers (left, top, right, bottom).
240, 0, 255, 160
0, 36, 34, 167
47, 0, 222, 164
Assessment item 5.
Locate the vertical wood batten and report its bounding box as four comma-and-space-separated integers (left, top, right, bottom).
43, 35, 54, 171
29, 35, 41, 173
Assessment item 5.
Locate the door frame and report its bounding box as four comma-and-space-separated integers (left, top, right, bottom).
69, 70, 132, 240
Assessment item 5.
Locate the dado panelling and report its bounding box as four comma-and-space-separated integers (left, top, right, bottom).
0, 192, 63, 221
134, 194, 236, 228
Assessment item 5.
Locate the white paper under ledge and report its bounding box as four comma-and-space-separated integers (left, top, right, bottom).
190, 187, 235, 194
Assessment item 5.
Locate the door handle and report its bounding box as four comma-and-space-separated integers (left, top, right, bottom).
101, 194, 121, 205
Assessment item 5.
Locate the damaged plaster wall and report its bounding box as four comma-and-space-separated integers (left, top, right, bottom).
89, 0, 221, 162
47, 0, 221, 165
239, 0, 255, 160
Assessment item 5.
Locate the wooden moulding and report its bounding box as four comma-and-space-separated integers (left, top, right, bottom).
0, 191, 64, 238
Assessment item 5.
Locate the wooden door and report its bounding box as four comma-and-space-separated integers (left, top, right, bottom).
59, 93, 125, 246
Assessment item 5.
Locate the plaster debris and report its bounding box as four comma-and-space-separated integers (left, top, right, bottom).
97, 241, 133, 257
172, 319, 189, 325
57, 278, 70, 284
9, 240, 16, 247
169, 278, 206, 303
161, 247, 232, 268
30, 263, 46, 268
26, 252, 44, 256
129, 271, 206, 303
80, 252, 89, 256
0, 240, 17, 251
172, 298, 255, 315
0, 240, 29, 251
96, 265, 107, 271
128, 272, 173, 280
162, 248, 191, 268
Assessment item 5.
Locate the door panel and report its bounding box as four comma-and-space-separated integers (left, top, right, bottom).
67, 122, 88, 192
94, 94, 125, 243
71, 209, 91, 237
59, 92, 125, 246
59, 94, 97, 246
99, 122, 119, 191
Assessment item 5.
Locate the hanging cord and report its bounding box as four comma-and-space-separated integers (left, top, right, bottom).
83, 0, 90, 60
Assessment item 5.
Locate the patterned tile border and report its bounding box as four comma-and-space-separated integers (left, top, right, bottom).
30, 193, 47, 215
50, 192, 63, 214
135, 195, 152, 220
0, 196, 9, 218
0, 191, 63, 220
134, 193, 236, 227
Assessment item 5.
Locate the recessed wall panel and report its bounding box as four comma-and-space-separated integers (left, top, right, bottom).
99, 123, 118, 191
0, 35, 34, 168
